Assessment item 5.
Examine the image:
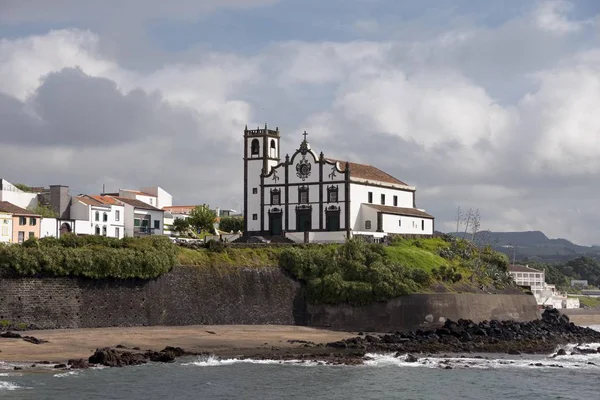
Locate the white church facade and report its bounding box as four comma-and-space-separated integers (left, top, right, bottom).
243, 125, 434, 243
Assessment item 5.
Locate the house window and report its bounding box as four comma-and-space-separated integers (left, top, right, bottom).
393, 195, 398, 207
103, 212, 108, 222
271, 189, 281, 205
368, 192, 373, 203
381, 194, 385, 205
327, 186, 338, 203
399, 218, 401, 226
19, 216, 26, 226
29, 217, 36, 226
251, 139, 260, 156
18, 231, 24, 243
134, 219, 141, 227
95, 211, 100, 221
154, 220, 160, 229
115, 227, 120, 238
252, 214, 258, 220
422, 220, 425, 231
1, 226, 7, 236
102, 226, 107, 236
298, 187, 309, 204
252, 188, 258, 194
95, 225, 100, 235
29, 232, 35, 239
150, 198, 153, 205
115, 210, 120, 221
365, 220, 372, 230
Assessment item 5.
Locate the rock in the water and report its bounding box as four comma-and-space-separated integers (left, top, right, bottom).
54, 363, 67, 369
507, 349, 521, 355
88, 348, 147, 367
68, 359, 89, 369
404, 354, 419, 363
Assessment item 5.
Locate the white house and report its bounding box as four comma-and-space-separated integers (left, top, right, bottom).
108, 186, 172, 210
508, 264, 579, 309
70, 195, 125, 238
243, 125, 434, 243
106, 196, 164, 237
0, 212, 13, 243
0, 179, 38, 209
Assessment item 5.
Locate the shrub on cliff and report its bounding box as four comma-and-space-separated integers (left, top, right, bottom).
280, 239, 421, 306
0, 235, 177, 279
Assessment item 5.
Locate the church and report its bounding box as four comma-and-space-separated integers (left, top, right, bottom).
243, 125, 434, 243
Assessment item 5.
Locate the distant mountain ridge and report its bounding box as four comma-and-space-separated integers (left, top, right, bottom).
445, 230, 600, 263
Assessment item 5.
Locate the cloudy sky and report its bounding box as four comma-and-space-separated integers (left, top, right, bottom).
1, 0, 600, 244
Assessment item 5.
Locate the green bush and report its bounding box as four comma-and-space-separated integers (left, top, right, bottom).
0, 235, 177, 279
279, 238, 424, 306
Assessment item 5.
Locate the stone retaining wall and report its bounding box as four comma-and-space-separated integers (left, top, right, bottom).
0, 267, 539, 331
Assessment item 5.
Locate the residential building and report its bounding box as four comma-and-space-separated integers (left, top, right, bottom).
105, 186, 173, 210
107, 196, 164, 237
0, 179, 38, 209
509, 265, 545, 296
509, 264, 579, 309
0, 201, 41, 243
0, 211, 13, 243
571, 279, 589, 287
70, 195, 125, 238
243, 125, 434, 243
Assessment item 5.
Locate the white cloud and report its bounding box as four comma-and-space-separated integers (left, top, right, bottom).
1, 2, 600, 244
534, 0, 583, 34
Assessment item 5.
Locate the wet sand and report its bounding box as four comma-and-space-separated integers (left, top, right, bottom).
0, 325, 356, 363
566, 314, 600, 326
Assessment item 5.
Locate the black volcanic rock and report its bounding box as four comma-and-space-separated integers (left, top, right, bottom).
326, 309, 600, 355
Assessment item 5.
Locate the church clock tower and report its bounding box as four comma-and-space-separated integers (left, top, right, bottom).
243, 124, 281, 235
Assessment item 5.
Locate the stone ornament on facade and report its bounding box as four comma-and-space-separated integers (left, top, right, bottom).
296, 158, 311, 181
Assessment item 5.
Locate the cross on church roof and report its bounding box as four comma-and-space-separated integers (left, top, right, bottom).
302, 131, 308, 142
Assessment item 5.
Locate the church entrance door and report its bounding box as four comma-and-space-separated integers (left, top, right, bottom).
296, 207, 312, 232
269, 211, 283, 236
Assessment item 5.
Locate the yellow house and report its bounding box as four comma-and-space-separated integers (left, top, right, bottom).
0, 211, 12, 243
0, 201, 41, 244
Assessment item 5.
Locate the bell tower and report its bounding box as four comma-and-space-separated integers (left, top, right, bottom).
243, 123, 280, 235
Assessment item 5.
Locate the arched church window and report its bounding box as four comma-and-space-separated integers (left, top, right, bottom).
251, 139, 260, 156
270, 139, 276, 149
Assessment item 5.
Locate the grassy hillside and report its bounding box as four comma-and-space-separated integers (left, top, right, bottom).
1, 235, 514, 306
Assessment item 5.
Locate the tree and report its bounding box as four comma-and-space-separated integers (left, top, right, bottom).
219, 216, 244, 233
171, 218, 190, 234
27, 204, 57, 218
187, 204, 217, 233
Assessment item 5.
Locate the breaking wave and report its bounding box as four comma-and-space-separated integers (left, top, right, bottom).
0, 381, 27, 391
183, 355, 324, 367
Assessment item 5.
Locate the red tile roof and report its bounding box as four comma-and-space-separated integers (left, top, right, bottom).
327, 159, 409, 187
0, 201, 40, 216
89, 195, 120, 205
509, 265, 543, 273
365, 204, 434, 219
75, 196, 109, 207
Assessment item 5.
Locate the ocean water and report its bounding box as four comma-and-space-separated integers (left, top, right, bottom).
2, 327, 600, 400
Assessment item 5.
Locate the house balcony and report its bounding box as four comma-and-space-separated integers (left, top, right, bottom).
134, 227, 157, 236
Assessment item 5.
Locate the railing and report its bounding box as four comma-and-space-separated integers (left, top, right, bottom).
134, 227, 156, 235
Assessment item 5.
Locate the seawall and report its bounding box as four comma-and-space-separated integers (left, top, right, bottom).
0, 266, 539, 331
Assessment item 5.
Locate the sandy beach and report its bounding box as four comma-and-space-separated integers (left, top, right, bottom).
0, 325, 356, 363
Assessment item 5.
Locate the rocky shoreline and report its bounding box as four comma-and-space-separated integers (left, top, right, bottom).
2, 309, 600, 369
